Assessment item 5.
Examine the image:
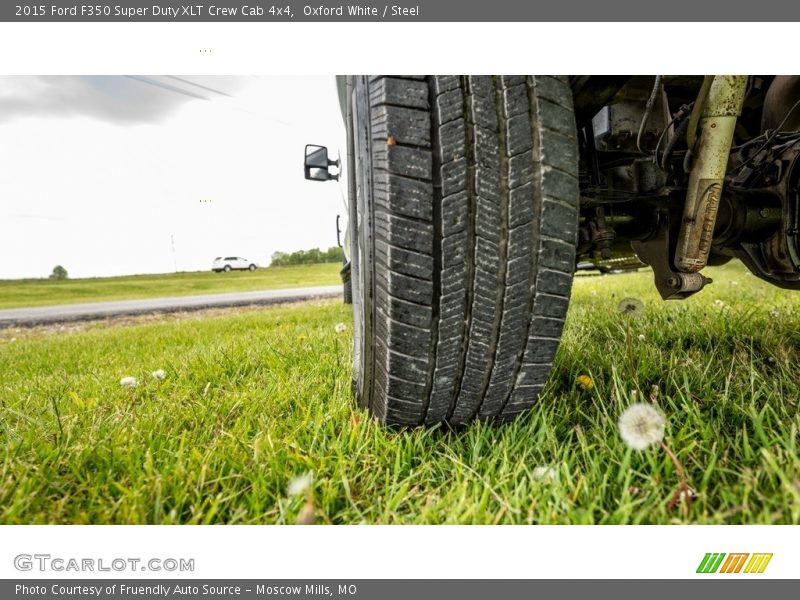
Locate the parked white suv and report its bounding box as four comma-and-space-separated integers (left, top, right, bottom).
212, 256, 257, 272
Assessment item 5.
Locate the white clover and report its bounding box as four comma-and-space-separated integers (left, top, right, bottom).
532, 466, 558, 481
334, 322, 347, 333
151, 369, 166, 380
618, 403, 665, 451
287, 472, 313, 496
714, 299, 725, 308
119, 376, 138, 388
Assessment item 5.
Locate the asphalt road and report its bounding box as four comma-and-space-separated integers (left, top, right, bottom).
0, 285, 343, 327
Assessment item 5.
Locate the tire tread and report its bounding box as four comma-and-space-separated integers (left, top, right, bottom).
360, 76, 579, 426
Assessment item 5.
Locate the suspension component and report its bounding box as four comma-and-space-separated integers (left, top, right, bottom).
632, 208, 714, 300
590, 207, 616, 259
675, 75, 748, 273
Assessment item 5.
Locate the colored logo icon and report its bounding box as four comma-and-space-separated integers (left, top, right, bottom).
697, 553, 773, 574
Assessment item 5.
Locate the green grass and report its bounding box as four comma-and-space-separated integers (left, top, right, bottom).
1, 261, 799, 524
0, 263, 342, 309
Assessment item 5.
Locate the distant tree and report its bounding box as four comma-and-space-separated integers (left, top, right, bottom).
49, 265, 68, 280
322, 246, 344, 262
270, 246, 344, 267
270, 251, 289, 266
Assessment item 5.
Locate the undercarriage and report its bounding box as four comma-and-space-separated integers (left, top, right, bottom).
573, 75, 800, 299
305, 74, 800, 427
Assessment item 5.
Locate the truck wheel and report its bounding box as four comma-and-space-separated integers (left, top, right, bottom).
350, 76, 579, 426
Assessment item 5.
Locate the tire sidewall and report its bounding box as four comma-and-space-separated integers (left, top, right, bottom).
350, 76, 376, 411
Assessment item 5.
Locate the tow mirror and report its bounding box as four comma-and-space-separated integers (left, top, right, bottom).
304, 144, 340, 182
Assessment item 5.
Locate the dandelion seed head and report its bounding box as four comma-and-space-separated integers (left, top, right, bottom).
618, 403, 665, 451
618, 297, 644, 317
287, 472, 313, 496
714, 299, 725, 308
638, 334, 646, 342
119, 376, 138, 388
334, 322, 347, 333
151, 369, 166, 380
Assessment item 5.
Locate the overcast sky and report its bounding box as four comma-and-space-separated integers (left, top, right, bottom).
0, 76, 346, 280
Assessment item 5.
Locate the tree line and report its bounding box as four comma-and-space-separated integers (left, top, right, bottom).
270, 246, 344, 267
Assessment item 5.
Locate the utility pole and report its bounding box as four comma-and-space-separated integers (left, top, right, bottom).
170, 234, 177, 272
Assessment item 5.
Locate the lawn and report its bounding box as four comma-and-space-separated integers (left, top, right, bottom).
1, 261, 799, 524
0, 263, 342, 309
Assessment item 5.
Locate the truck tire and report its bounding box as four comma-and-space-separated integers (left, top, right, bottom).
350, 76, 579, 426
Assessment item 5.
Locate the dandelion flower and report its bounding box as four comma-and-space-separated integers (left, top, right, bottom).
287, 472, 313, 496
618, 403, 665, 451
151, 369, 166, 380
576, 374, 594, 391
119, 376, 138, 388
618, 297, 644, 317
334, 322, 347, 333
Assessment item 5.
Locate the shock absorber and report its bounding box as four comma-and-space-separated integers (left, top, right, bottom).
675, 75, 748, 273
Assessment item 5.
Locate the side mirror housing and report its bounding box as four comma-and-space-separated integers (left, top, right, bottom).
304, 144, 340, 182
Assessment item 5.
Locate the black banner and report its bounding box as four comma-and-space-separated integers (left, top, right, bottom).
4, 0, 800, 22
4, 580, 800, 599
